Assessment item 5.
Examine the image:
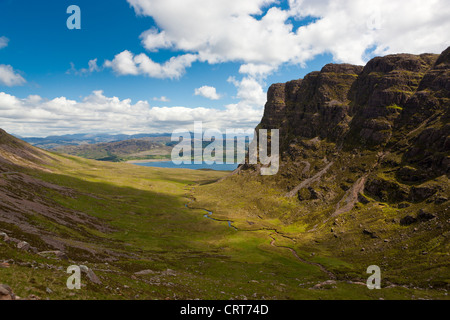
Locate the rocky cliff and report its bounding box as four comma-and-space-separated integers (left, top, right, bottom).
212, 48, 449, 288
261, 48, 449, 149
256, 47, 449, 207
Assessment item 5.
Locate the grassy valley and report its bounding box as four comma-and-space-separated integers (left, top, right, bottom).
0, 128, 448, 300
1, 48, 449, 301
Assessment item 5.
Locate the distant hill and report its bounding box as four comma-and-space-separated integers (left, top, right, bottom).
22, 132, 172, 150
53, 137, 173, 162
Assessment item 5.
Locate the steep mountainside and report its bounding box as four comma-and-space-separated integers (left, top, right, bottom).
5, 128, 407, 300
256, 47, 449, 212
193, 47, 449, 290
0, 129, 55, 170
0, 129, 114, 257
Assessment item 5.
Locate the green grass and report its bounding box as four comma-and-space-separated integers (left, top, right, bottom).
1, 150, 448, 300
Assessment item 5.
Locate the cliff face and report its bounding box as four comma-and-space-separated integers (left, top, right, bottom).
261, 49, 448, 150
260, 63, 363, 143
259, 47, 448, 176
221, 48, 449, 286
252, 47, 449, 228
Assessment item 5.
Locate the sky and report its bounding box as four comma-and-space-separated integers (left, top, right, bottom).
0, 0, 449, 137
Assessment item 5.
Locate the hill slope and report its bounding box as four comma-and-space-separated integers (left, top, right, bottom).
1, 48, 448, 300
3, 129, 410, 300
193, 47, 449, 290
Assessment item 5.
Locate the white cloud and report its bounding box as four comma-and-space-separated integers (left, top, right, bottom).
127, 0, 450, 68
67, 59, 100, 76
239, 63, 277, 79
0, 90, 263, 137
104, 50, 140, 75
0, 64, 26, 87
194, 86, 221, 100
140, 28, 173, 52
9, 1, 446, 137
153, 96, 170, 102
287, 0, 450, 64
104, 50, 198, 79
0, 36, 9, 50
228, 76, 266, 107
120, 0, 450, 122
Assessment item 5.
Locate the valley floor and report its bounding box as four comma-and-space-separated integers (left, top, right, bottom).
0, 153, 448, 300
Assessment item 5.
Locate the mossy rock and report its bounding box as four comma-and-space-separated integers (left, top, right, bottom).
365, 177, 409, 203
396, 166, 428, 183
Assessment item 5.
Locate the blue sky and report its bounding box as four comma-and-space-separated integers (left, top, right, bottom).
0, 0, 448, 136
0, 0, 323, 104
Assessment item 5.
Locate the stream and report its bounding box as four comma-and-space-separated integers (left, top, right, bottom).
185, 202, 238, 231
184, 198, 337, 281
203, 210, 238, 231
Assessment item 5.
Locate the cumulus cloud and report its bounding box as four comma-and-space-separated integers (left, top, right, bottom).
228, 76, 266, 107
128, 0, 450, 68
194, 86, 221, 100
104, 50, 198, 79
104, 51, 140, 75
118, 0, 450, 126
0, 90, 263, 137
239, 63, 278, 79
0, 36, 9, 50
140, 28, 173, 52
289, 0, 450, 61
7, 1, 447, 136
0, 65, 26, 87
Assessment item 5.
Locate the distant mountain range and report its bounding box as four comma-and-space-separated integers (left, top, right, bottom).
53, 137, 173, 162
21, 132, 251, 162
21, 133, 172, 150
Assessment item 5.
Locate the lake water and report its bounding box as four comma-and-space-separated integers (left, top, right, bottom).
134, 161, 239, 171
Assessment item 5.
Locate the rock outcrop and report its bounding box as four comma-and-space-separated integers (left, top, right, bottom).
0, 284, 16, 300
260, 48, 448, 152
250, 46, 449, 230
